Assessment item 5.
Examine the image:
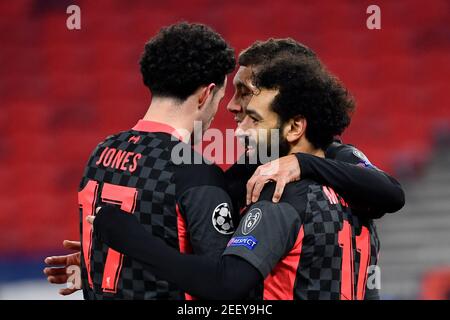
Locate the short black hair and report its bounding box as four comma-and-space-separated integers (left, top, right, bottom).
238, 38, 316, 68
254, 57, 355, 150
139, 22, 236, 101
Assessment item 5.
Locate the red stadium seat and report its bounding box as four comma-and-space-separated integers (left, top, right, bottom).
1, 0, 449, 257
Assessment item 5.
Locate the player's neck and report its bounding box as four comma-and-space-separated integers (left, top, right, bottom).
289, 141, 325, 158
142, 98, 196, 142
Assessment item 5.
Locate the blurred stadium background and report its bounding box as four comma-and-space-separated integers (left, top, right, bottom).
0, 0, 449, 299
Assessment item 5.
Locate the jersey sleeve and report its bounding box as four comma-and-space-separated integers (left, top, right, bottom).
223, 200, 301, 278
328, 143, 377, 168
175, 163, 236, 260
295, 145, 405, 215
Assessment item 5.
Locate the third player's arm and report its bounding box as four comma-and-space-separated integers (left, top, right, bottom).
92, 205, 261, 299
296, 146, 405, 216
91, 198, 300, 300
247, 149, 405, 218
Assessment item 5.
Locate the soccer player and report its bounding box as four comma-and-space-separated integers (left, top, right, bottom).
44, 38, 404, 298
225, 38, 404, 216
88, 56, 383, 300
73, 22, 236, 299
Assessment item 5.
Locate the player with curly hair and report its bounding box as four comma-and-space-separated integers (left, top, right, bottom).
226, 38, 403, 216
57, 22, 237, 300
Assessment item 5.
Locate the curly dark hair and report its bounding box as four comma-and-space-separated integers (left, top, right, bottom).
139, 22, 236, 101
254, 57, 355, 150
238, 38, 316, 68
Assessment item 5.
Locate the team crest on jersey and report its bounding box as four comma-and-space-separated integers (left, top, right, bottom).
242, 208, 262, 235
352, 149, 375, 169
212, 203, 234, 235
352, 149, 368, 161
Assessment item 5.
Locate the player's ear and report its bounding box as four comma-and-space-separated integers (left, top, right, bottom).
285, 116, 307, 143
198, 83, 216, 109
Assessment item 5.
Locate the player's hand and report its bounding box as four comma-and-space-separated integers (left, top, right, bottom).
246, 154, 301, 205
86, 206, 101, 225
86, 215, 95, 225
43, 240, 82, 296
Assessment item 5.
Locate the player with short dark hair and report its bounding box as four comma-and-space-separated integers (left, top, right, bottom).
238, 37, 316, 66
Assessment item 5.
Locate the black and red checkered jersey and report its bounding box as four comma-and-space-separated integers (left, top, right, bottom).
82, 140, 402, 300
223, 179, 380, 300
78, 120, 236, 300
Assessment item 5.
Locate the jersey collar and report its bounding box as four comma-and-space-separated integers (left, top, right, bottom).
132, 120, 185, 142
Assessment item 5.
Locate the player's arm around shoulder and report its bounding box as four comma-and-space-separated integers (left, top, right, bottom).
327, 143, 405, 213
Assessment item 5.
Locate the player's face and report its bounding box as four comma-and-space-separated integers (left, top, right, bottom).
236, 89, 290, 158
226, 66, 255, 125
